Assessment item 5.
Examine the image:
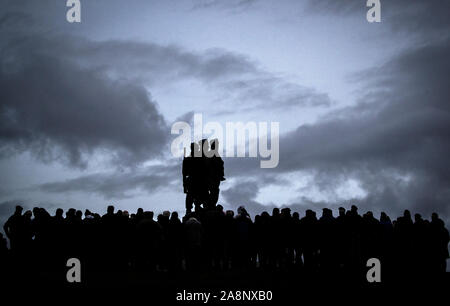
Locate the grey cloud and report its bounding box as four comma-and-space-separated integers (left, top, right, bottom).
306, 0, 450, 36
221, 179, 328, 219
60, 41, 258, 84
0, 22, 168, 168
0, 15, 331, 171
0, 3, 330, 227
173, 111, 196, 127
222, 37, 450, 222
220, 76, 331, 110
0, 55, 168, 168
0, 11, 35, 29
0, 7, 330, 205
277, 38, 450, 219
37, 163, 179, 199
221, 180, 273, 217
61, 40, 330, 110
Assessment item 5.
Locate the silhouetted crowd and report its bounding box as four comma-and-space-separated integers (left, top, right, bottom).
0, 204, 448, 286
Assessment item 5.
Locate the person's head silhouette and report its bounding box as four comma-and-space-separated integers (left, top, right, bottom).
14, 205, 23, 215
56, 208, 63, 218
403, 209, 411, 219
305, 209, 314, 218
272, 208, 280, 217
24, 210, 32, 219
431, 212, 439, 222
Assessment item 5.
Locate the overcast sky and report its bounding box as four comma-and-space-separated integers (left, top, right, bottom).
1, 0, 449, 225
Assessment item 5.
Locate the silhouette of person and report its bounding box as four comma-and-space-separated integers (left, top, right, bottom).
198, 139, 212, 209
318, 208, 337, 272
0, 232, 9, 284
3, 205, 24, 252
429, 212, 449, 275
183, 142, 203, 213
300, 209, 319, 271
135, 211, 162, 273
233, 206, 254, 269
0, 233, 7, 257
280, 207, 294, 269
184, 214, 203, 272
167, 211, 183, 272
206, 139, 225, 210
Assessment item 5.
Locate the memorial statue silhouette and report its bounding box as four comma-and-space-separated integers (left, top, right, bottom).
183, 139, 225, 214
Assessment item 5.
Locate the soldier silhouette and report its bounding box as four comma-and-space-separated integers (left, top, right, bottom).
206, 138, 225, 210
198, 139, 211, 209
183, 142, 201, 213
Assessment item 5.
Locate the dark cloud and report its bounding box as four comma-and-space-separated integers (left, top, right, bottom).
59, 40, 331, 111
0, 6, 330, 207
59, 40, 258, 85
306, 0, 450, 37
226, 36, 450, 222
221, 179, 339, 219
0, 11, 35, 29
220, 76, 331, 110
36, 164, 179, 199
0, 10, 330, 169
0, 20, 168, 168
173, 111, 196, 127
221, 180, 273, 217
